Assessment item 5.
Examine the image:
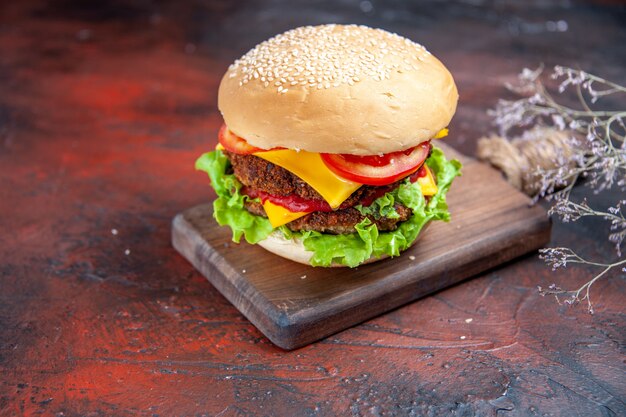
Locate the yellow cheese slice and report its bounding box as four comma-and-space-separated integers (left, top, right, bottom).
433, 128, 448, 139
253, 149, 362, 209
417, 165, 438, 196
262, 200, 309, 228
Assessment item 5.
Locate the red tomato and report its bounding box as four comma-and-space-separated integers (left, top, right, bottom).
218, 124, 263, 154
321, 142, 431, 185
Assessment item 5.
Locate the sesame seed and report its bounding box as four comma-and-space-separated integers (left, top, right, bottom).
227, 24, 431, 93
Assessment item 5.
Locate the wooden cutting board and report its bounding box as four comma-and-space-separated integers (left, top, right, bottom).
172, 145, 551, 350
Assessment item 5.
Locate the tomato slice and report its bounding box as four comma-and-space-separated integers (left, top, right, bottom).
218, 124, 264, 154
321, 142, 431, 186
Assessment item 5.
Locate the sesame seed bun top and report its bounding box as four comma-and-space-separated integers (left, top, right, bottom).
218, 24, 458, 155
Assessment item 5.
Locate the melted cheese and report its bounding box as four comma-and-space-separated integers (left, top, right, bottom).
434, 128, 448, 139
253, 149, 362, 209
262, 200, 309, 228
417, 165, 438, 196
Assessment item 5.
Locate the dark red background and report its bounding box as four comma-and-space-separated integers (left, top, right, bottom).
1, 1, 624, 416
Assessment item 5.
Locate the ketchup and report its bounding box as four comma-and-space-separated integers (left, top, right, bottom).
243, 187, 332, 213
409, 165, 427, 182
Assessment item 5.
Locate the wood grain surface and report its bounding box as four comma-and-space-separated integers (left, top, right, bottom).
1, 1, 625, 416
172, 146, 551, 349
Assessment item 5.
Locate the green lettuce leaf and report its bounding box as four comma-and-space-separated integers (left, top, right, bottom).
355, 192, 400, 220
195, 147, 461, 267
195, 151, 273, 244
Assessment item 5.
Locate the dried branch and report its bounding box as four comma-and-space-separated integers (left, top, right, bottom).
489, 66, 626, 312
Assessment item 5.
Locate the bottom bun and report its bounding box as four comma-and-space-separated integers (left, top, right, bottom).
257, 225, 428, 267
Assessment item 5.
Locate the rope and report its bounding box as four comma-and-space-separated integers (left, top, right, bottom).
477, 127, 576, 196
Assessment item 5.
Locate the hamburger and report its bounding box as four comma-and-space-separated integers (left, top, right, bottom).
196, 24, 461, 267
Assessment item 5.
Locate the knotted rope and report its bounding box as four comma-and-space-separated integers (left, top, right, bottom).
477, 127, 577, 196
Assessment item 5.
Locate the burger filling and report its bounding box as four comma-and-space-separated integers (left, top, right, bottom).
225, 150, 417, 234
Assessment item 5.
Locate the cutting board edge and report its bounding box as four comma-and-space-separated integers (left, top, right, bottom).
171, 213, 293, 346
